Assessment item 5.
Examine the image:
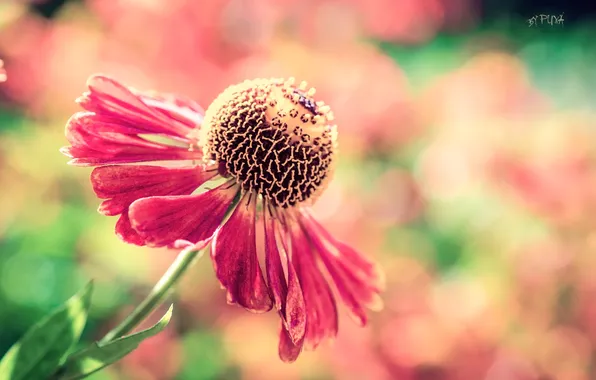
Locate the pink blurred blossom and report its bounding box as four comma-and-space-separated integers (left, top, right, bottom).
87, 0, 280, 105
288, 0, 478, 45
268, 37, 418, 155
325, 254, 579, 379
367, 169, 425, 227
420, 52, 549, 127
0, 59, 6, 82
491, 152, 596, 227
0, 14, 52, 109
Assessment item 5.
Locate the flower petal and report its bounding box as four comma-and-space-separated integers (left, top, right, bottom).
211, 193, 273, 313
303, 211, 385, 291
278, 324, 304, 363
92, 165, 215, 216
264, 209, 306, 343
128, 182, 237, 247
300, 212, 384, 325
141, 93, 204, 128
115, 212, 145, 246
176, 238, 211, 257
63, 112, 202, 166
91, 164, 216, 246
290, 223, 338, 350
79, 75, 196, 137
304, 233, 379, 326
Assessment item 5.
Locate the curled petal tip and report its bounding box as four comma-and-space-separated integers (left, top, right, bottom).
173, 238, 211, 252
346, 308, 368, 327
367, 294, 384, 312
373, 264, 387, 291
226, 291, 273, 313
278, 326, 303, 363
86, 73, 113, 87
59, 146, 72, 157
75, 95, 88, 104
173, 239, 193, 249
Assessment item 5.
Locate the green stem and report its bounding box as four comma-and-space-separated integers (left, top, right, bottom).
99, 247, 203, 344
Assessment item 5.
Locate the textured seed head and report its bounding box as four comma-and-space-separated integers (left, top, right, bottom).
200, 78, 337, 208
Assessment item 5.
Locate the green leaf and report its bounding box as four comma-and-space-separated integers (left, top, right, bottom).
0, 282, 94, 380
57, 305, 173, 380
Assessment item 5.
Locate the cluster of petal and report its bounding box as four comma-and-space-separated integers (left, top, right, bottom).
62, 75, 383, 361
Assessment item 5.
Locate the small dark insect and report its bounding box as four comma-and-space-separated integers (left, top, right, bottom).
293, 89, 318, 115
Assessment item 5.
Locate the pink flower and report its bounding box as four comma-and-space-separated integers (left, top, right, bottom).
62, 75, 383, 362
0, 60, 5, 82
491, 154, 596, 227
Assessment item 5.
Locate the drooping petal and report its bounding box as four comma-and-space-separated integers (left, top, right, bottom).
264, 209, 306, 344
115, 211, 144, 246
278, 324, 304, 363
289, 223, 338, 350
128, 182, 237, 247
265, 215, 286, 312
211, 193, 273, 313
304, 231, 380, 326
300, 212, 384, 325
78, 75, 196, 137
63, 112, 202, 166
91, 164, 216, 246
303, 211, 385, 291
92, 165, 216, 216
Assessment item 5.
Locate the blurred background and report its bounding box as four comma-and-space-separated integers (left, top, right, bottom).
1, 0, 595, 379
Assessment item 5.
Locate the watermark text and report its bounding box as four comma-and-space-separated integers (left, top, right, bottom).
528, 13, 564, 27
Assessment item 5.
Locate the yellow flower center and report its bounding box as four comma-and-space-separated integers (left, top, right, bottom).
200, 78, 337, 208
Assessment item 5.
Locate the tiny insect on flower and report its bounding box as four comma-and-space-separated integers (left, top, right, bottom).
62, 75, 384, 362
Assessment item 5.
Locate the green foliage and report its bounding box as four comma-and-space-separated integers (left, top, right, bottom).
56, 305, 173, 380
0, 282, 93, 380
0, 281, 174, 380
0, 108, 27, 134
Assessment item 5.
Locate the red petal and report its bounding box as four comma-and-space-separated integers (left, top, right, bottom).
92, 165, 215, 216
300, 212, 384, 325
265, 214, 286, 312
141, 93, 204, 128
278, 324, 304, 363
304, 233, 375, 326
303, 211, 384, 290
115, 212, 145, 246
173, 239, 211, 251
264, 210, 306, 343
63, 112, 201, 166
79, 75, 196, 137
290, 224, 338, 350
211, 193, 273, 313
128, 183, 237, 247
